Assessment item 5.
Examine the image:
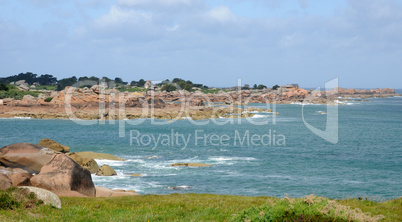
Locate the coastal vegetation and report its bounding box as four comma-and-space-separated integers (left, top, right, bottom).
0, 188, 400, 221
0, 71, 276, 94
0, 84, 41, 100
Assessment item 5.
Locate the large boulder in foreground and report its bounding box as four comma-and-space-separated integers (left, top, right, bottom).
95, 164, 117, 176
30, 154, 96, 197
38, 139, 70, 153
0, 166, 32, 187
67, 153, 99, 174
19, 186, 61, 209
0, 174, 12, 190
0, 143, 56, 173
170, 163, 212, 167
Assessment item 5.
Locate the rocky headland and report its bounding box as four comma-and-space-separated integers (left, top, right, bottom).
0, 85, 397, 120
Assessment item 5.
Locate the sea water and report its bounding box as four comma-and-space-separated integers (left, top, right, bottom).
0, 96, 401, 199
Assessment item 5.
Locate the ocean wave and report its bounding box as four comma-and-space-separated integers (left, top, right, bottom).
208, 156, 257, 165
334, 100, 356, 105
290, 102, 323, 105
95, 159, 126, 166
250, 114, 270, 118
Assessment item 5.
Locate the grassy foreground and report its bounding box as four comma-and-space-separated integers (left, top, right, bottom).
0, 191, 401, 222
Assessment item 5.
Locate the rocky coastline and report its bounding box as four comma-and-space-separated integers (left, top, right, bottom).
0, 86, 397, 120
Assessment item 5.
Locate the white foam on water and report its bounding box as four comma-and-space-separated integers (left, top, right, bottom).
251, 114, 270, 118
95, 159, 126, 167
264, 175, 292, 179
343, 180, 364, 184
290, 102, 323, 105
334, 100, 356, 105
126, 159, 146, 164
12, 117, 31, 119
208, 156, 257, 165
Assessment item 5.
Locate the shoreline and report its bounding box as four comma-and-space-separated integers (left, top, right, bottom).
0, 92, 398, 120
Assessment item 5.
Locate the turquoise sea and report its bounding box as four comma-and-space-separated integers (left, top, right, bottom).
1, 96, 401, 199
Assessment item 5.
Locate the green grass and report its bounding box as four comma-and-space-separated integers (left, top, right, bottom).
34, 85, 56, 90
0, 89, 41, 99
0, 192, 400, 222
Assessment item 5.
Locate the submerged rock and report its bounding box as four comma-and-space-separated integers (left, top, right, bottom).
129, 174, 141, 177
168, 186, 191, 190
73, 151, 125, 161
96, 164, 117, 176
169, 163, 212, 167
38, 139, 70, 153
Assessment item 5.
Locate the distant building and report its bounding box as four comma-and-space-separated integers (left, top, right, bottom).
285, 84, 299, 89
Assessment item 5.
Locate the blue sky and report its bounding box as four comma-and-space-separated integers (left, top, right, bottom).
0, 0, 401, 88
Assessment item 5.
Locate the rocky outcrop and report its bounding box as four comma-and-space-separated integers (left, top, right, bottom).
19, 186, 61, 208
95, 186, 139, 197
0, 167, 32, 187
0, 174, 12, 190
10, 171, 32, 186
169, 163, 212, 167
66, 153, 99, 174
95, 164, 117, 176
38, 138, 70, 153
0, 143, 56, 173
30, 154, 96, 197
73, 151, 125, 161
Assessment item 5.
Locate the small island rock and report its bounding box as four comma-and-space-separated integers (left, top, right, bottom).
96, 164, 117, 176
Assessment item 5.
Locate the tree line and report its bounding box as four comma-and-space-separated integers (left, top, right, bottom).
1, 72, 279, 92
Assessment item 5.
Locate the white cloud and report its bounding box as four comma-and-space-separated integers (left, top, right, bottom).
205, 6, 236, 23
118, 0, 192, 7
94, 6, 152, 27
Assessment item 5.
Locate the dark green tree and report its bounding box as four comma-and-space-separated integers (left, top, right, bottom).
114, 77, 123, 84
161, 84, 177, 92
0, 83, 9, 91
138, 79, 145, 87
271, 84, 280, 90
56, 76, 77, 91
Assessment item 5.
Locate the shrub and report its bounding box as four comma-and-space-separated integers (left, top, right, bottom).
45, 97, 53, 102
161, 84, 177, 92
0, 88, 40, 99
0, 83, 9, 91
0, 188, 43, 210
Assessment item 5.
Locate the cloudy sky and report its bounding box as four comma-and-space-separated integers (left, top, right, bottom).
0, 0, 401, 88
